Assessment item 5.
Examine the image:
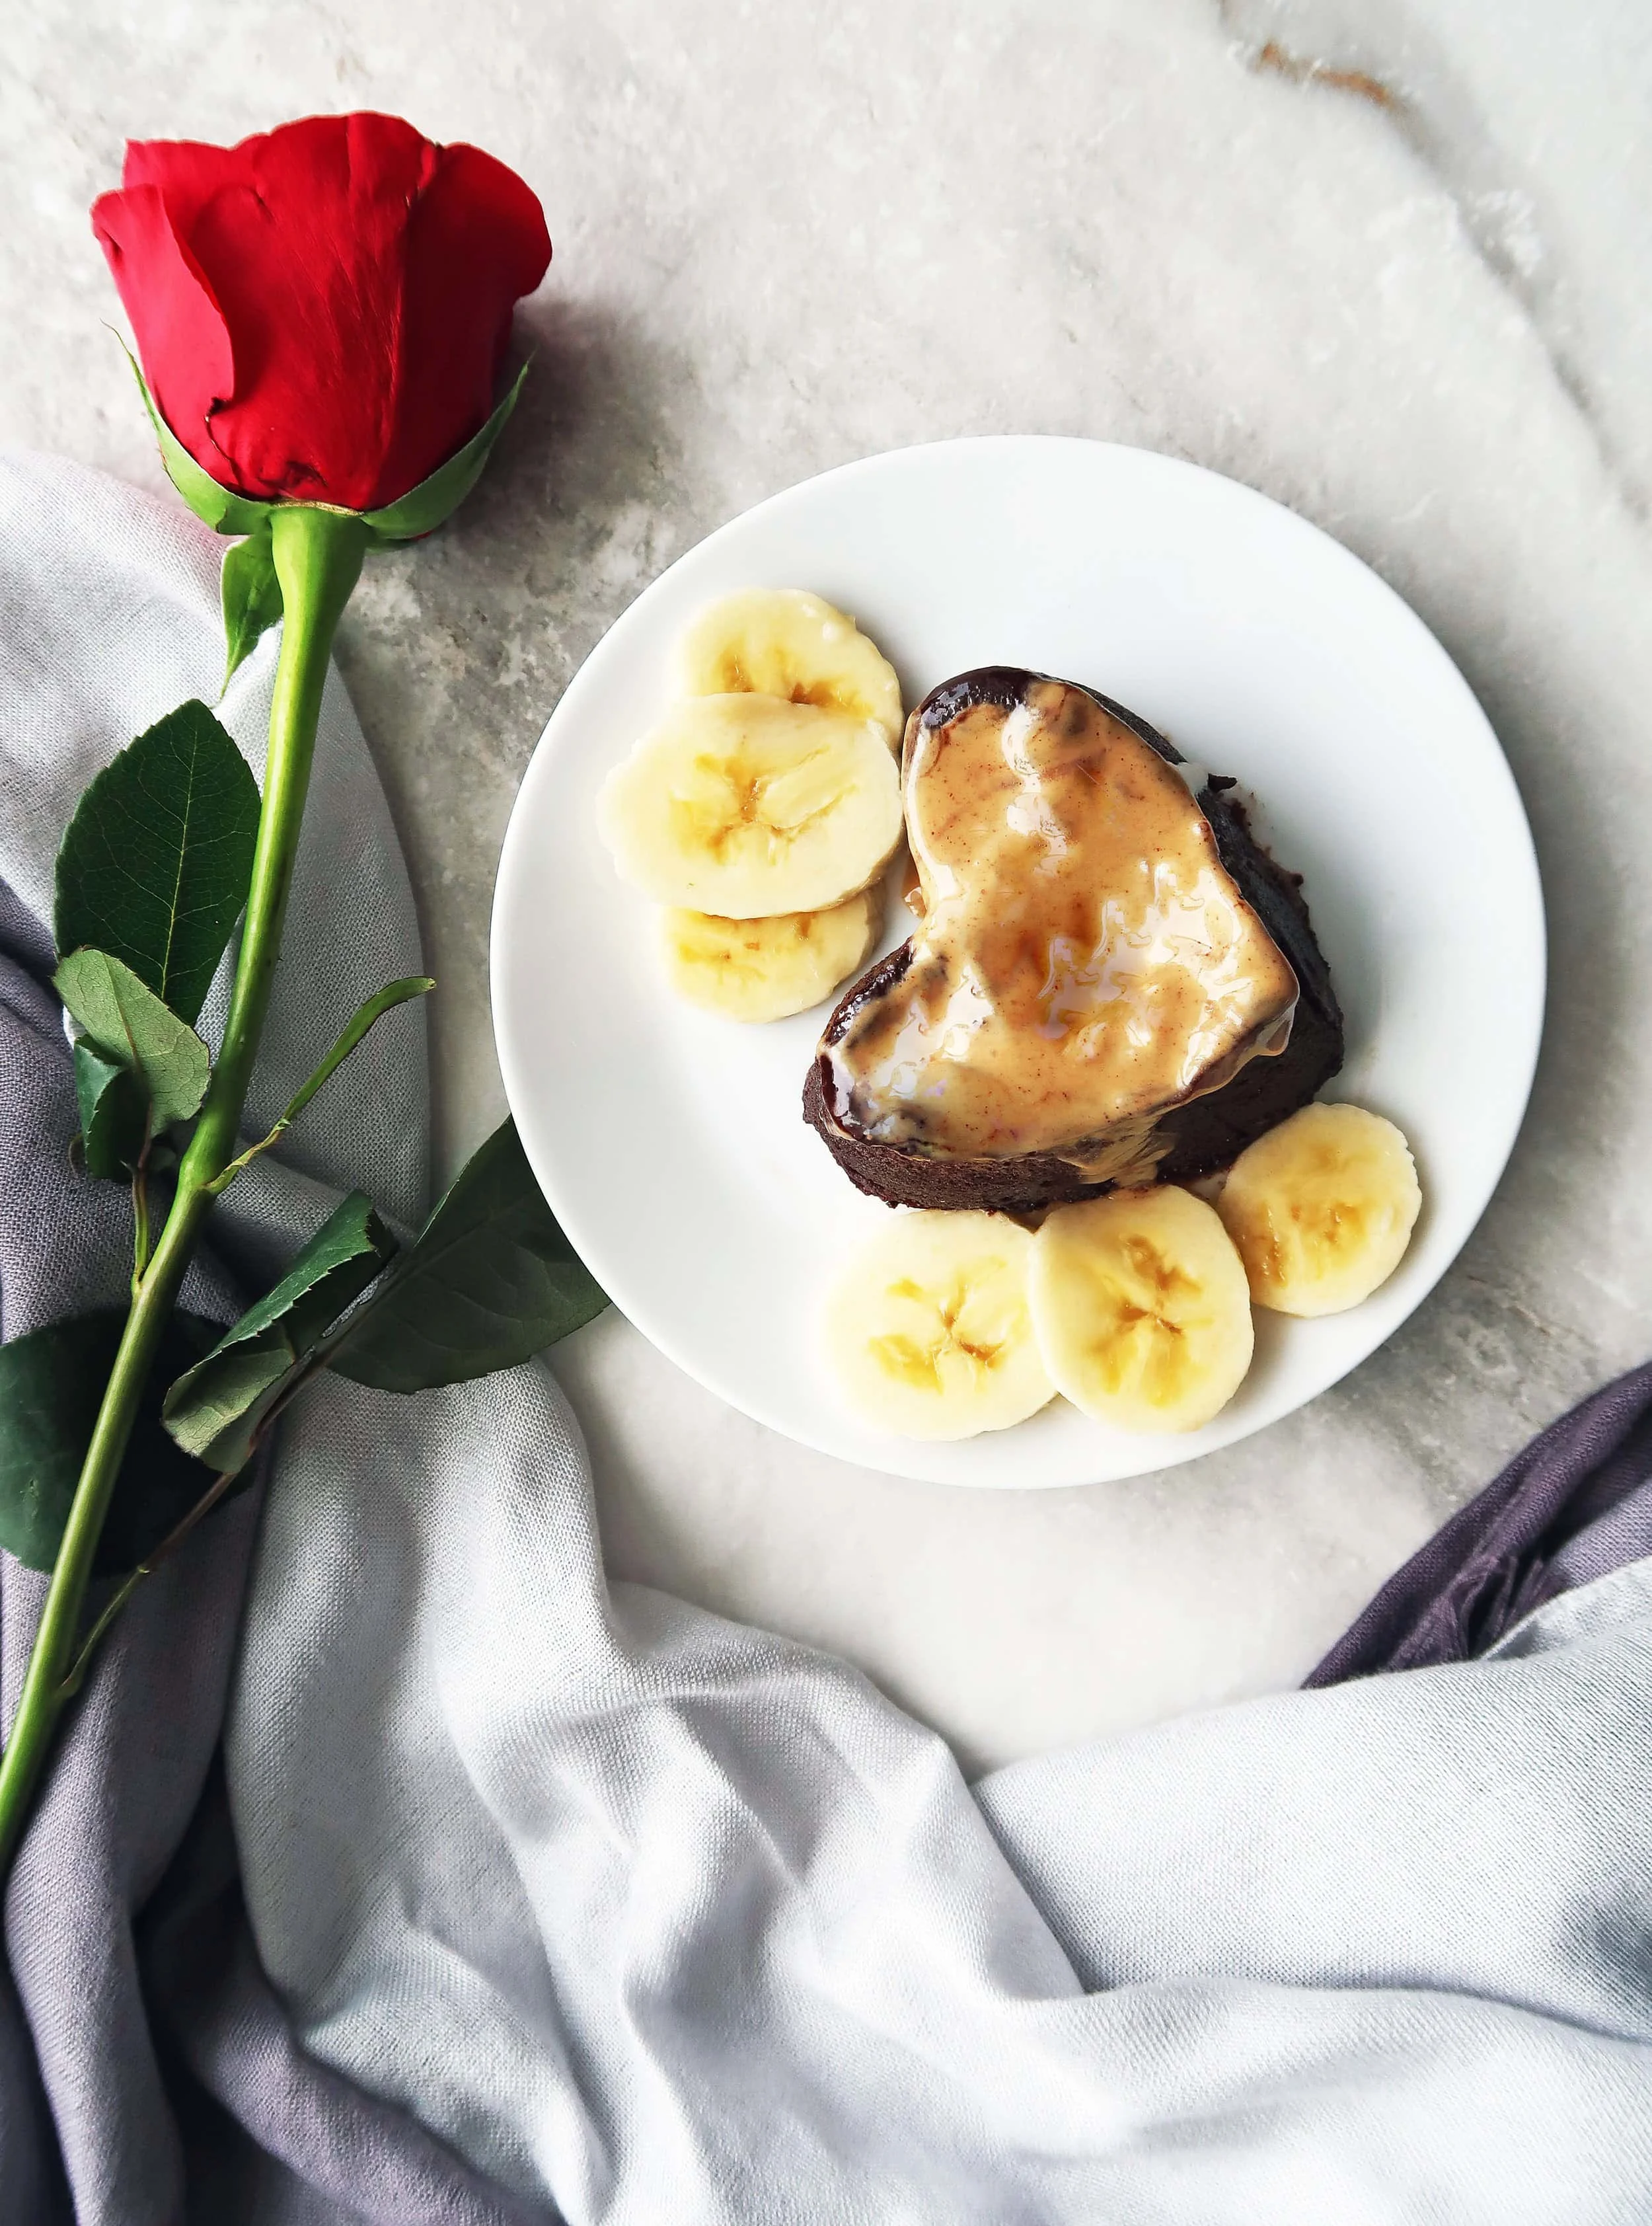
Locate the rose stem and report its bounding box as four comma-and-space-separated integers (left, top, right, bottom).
0, 504, 368, 1876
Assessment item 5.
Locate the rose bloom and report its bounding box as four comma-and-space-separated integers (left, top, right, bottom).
93, 112, 551, 512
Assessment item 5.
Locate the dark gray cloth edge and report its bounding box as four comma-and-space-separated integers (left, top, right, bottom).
1307, 1360, 1652, 1685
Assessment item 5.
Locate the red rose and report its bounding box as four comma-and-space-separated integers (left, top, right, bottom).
91, 112, 551, 512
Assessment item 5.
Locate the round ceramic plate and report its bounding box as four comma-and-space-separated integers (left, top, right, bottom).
493, 438, 1544, 1487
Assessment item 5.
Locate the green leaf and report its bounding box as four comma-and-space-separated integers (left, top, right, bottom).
162, 1192, 396, 1472
221, 518, 284, 685
74, 1041, 149, 1179
0, 1309, 226, 1573
207, 976, 435, 1194
121, 342, 276, 537
328, 1118, 606, 1393
54, 698, 261, 1026
262, 976, 433, 1144
55, 950, 210, 1131
361, 363, 531, 543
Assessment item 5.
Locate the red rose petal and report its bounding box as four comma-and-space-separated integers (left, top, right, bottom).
369, 141, 552, 509
180, 115, 439, 506
91, 183, 237, 487
98, 112, 552, 512
122, 134, 244, 219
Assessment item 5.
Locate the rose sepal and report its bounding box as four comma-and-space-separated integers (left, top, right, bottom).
124, 345, 530, 679
122, 342, 277, 537
120, 347, 284, 681
125, 343, 529, 547
358, 360, 531, 543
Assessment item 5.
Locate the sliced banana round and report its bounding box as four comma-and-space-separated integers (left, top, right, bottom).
1217, 1102, 1421, 1317
598, 694, 903, 917
1030, 1186, 1254, 1434
825, 1211, 1054, 1440
660, 888, 881, 1023
675, 588, 904, 747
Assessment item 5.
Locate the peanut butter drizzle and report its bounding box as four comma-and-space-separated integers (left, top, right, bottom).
827, 679, 1299, 1166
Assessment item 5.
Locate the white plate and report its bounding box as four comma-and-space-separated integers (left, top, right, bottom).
493, 438, 1544, 1487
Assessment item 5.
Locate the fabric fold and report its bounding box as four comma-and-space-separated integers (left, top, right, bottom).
3, 453, 1651, 2225
1308, 1360, 1652, 1683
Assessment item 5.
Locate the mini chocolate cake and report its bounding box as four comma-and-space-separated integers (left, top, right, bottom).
803, 668, 1343, 1214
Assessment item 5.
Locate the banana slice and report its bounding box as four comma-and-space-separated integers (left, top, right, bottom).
825, 1211, 1054, 1440
1030, 1186, 1254, 1434
675, 588, 904, 746
598, 694, 903, 917
661, 889, 881, 1022
1217, 1102, 1421, 1317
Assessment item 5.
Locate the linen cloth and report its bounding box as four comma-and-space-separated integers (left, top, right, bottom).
0, 451, 531, 2225
1308, 1356, 1652, 1682
3, 454, 1651, 2224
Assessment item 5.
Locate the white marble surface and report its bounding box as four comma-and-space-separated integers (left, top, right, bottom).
4, 0, 1651, 1771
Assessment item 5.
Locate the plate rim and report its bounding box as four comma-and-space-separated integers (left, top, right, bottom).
492, 432, 1547, 1486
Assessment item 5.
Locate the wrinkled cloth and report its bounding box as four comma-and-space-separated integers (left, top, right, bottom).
1310, 1358, 1652, 1683
0, 451, 523, 2225
3, 454, 1651, 2225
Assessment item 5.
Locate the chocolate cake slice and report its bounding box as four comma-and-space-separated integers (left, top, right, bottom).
803, 668, 1343, 1214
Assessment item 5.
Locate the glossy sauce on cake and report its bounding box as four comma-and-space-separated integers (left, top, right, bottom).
822, 675, 1300, 1172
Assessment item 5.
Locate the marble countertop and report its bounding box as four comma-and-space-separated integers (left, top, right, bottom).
5, 0, 1650, 1770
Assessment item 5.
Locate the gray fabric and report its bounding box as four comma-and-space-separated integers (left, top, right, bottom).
4, 452, 1652, 2223
0, 451, 522, 2226
233, 1373, 1652, 2225
1309, 1358, 1652, 1681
